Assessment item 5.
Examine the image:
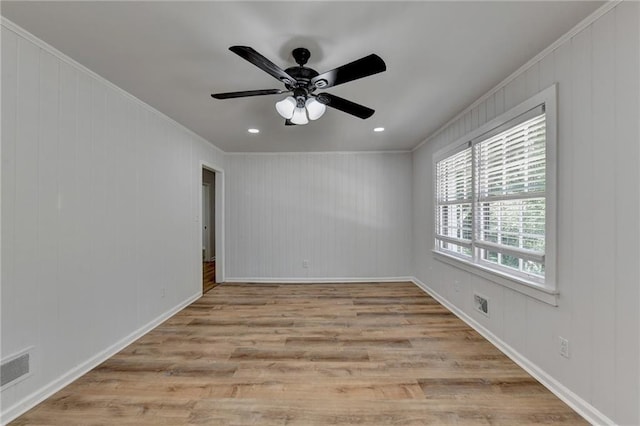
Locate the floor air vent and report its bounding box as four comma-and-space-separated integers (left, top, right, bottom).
474, 294, 489, 317
1, 351, 30, 388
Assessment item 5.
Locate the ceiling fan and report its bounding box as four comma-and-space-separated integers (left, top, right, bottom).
211, 46, 386, 125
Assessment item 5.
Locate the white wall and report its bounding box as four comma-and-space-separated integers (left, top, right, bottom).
412, 3, 639, 425
0, 21, 224, 421
225, 152, 412, 280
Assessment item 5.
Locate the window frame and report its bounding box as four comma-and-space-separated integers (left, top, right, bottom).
432, 85, 558, 305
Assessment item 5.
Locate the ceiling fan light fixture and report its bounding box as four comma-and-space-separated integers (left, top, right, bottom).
306, 98, 326, 121
290, 107, 309, 125
275, 96, 296, 119
212, 46, 386, 125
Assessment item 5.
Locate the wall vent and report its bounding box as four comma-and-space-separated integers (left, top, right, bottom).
474, 293, 489, 317
1, 350, 31, 388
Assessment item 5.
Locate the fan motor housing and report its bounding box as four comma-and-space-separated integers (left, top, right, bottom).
284, 66, 319, 90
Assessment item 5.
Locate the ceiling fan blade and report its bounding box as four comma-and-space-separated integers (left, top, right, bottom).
229, 46, 297, 86
315, 93, 375, 119
284, 119, 296, 126
211, 89, 288, 99
311, 54, 386, 89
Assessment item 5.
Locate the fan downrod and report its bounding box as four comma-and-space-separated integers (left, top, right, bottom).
292, 47, 311, 66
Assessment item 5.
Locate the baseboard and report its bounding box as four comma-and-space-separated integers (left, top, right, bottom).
410, 277, 615, 426
224, 276, 414, 284
1, 292, 201, 425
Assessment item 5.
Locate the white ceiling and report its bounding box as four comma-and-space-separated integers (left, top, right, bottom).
2, 1, 602, 152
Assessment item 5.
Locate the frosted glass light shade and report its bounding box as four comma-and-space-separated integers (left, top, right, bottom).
305, 98, 326, 120
275, 96, 296, 119
290, 107, 309, 125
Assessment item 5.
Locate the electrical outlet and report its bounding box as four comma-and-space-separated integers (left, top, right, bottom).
302, 259, 309, 269
559, 337, 569, 358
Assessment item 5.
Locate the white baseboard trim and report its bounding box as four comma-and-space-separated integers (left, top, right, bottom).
410, 276, 615, 426
224, 276, 414, 284
1, 292, 201, 425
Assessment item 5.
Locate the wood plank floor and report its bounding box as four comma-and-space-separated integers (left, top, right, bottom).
11, 282, 586, 425
203, 261, 217, 294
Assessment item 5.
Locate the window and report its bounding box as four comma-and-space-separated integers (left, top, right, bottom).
434, 85, 556, 297
435, 146, 473, 257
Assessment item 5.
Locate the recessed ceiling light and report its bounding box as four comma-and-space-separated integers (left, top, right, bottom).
248, 128, 260, 134
374, 127, 385, 132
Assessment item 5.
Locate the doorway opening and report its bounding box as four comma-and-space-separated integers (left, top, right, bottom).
202, 167, 219, 293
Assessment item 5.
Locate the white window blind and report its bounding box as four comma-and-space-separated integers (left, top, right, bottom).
434, 98, 552, 288
475, 107, 546, 278
435, 146, 472, 257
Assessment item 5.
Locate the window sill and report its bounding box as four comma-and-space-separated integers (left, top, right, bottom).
432, 250, 558, 306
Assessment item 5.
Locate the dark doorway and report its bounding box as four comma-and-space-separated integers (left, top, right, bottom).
202, 168, 217, 293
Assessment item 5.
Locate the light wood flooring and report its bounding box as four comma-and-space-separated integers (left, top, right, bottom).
203, 261, 217, 294
11, 282, 586, 425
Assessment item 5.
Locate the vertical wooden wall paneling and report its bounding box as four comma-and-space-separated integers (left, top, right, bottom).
90, 78, 108, 353
477, 100, 486, 128
471, 106, 479, 131
57, 60, 80, 374
103, 88, 120, 342
133, 101, 145, 327
464, 111, 471, 134
1, 28, 18, 368
551, 35, 574, 386
590, 9, 616, 417
569, 25, 594, 400
321, 154, 331, 278
37, 49, 60, 384
14, 36, 41, 363
224, 153, 412, 280
495, 87, 505, 116
504, 72, 526, 111
118, 96, 139, 330
613, 3, 640, 424
75, 71, 94, 362
525, 61, 540, 98
485, 93, 496, 122
1, 29, 20, 408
